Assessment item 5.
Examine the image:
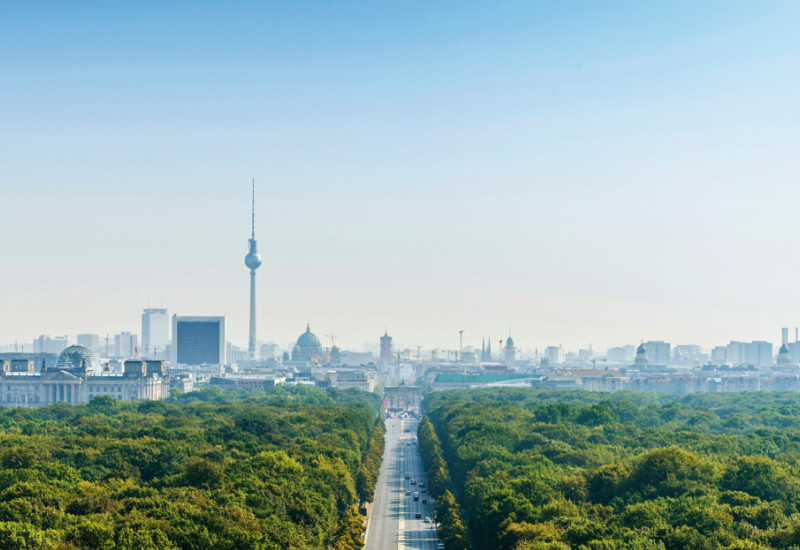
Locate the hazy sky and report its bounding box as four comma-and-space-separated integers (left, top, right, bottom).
2, 1, 800, 353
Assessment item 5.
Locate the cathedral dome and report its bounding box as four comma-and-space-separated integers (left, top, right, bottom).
55, 345, 101, 373
297, 325, 321, 350
505, 336, 515, 348
292, 325, 323, 362
637, 343, 647, 355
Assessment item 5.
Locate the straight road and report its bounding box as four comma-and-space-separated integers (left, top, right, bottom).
365, 417, 441, 550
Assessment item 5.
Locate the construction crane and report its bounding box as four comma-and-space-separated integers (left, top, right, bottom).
323, 333, 337, 349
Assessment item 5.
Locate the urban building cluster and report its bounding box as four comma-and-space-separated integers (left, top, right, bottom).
7, 187, 800, 405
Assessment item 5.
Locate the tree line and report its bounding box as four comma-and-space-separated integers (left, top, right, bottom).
417, 416, 469, 549
423, 387, 800, 550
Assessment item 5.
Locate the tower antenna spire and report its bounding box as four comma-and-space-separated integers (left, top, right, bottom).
251, 178, 255, 239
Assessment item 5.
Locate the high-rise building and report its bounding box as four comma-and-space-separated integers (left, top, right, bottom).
244, 181, 262, 360
711, 346, 727, 364
545, 346, 563, 365
745, 341, 772, 366
380, 330, 393, 362
782, 327, 789, 346
114, 332, 138, 358
259, 343, 278, 360
77, 334, 100, 353
643, 341, 671, 365
33, 335, 70, 355
171, 316, 226, 365
607, 345, 635, 363
142, 308, 169, 359
726, 341, 747, 365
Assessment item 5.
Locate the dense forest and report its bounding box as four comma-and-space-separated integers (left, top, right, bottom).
422, 388, 800, 550
0, 385, 383, 550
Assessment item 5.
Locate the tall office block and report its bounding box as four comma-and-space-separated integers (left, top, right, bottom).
644, 341, 671, 365
114, 332, 138, 358
142, 308, 169, 359
171, 316, 226, 366
77, 334, 100, 353
33, 335, 70, 355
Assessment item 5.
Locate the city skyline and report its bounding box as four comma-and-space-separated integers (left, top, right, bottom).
3, 2, 800, 350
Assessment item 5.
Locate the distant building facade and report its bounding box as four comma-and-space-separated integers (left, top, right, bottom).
0, 346, 169, 406
380, 331, 393, 362
607, 345, 635, 363
480, 338, 492, 362
291, 324, 323, 363
171, 316, 226, 365
643, 341, 671, 365
635, 343, 648, 368
259, 343, 278, 360
114, 332, 138, 358
33, 335, 70, 355
504, 336, 517, 365
77, 334, 100, 354
142, 308, 169, 359
545, 346, 563, 366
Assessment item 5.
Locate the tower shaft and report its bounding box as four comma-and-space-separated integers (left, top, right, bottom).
248, 268, 257, 359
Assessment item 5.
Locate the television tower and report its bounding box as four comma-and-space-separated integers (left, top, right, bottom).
244, 179, 262, 360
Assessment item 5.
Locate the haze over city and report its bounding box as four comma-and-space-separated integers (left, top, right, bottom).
3, 1, 800, 352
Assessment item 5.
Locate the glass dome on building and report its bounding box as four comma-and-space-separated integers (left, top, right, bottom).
55, 345, 101, 373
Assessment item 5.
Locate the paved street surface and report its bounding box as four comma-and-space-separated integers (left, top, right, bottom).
365, 417, 441, 550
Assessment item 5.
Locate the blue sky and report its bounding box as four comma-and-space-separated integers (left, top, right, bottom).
2, 2, 800, 352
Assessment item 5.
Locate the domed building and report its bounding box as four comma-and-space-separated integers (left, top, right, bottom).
778, 343, 792, 365
0, 344, 170, 407
55, 345, 102, 374
292, 324, 324, 362
635, 343, 648, 368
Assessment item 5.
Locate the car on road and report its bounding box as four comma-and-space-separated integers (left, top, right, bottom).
437, 543, 445, 550
411, 479, 416, 485
406, 442, 410, 446
422, 498, 427, 504
415, 512, 421, 519
405, 474, 410, 479
424, 517, 431, 523
405, 490, 410, 495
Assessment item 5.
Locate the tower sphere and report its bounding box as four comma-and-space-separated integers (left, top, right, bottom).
245, 250, 262, 270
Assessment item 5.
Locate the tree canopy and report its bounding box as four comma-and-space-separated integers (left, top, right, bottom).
0, 385, 383, 550
422, 388, 800, 550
